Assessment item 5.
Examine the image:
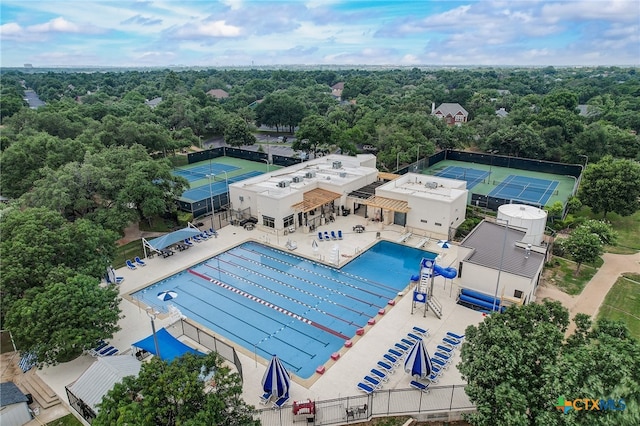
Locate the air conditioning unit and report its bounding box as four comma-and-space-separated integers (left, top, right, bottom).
339, 172, 347, 178
425, 181, 438, 189
305, 171, 316, 178
332, 161, 342, 169
292, 176, 302, 183
277, 180, 290, 188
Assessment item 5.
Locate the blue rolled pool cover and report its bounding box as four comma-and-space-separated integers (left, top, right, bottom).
461, 288, 500, 304
458, 294, 505, 313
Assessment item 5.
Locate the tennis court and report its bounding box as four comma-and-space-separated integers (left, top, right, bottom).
181, 171, 263, 201
489, 175, 559, 206
173, 164, 240, 183
434, 166, 489, 189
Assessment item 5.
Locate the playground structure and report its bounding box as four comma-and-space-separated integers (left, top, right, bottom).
411, 258, 458, 319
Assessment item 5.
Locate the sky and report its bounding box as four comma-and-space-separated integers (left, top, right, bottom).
1, 0, 639, 68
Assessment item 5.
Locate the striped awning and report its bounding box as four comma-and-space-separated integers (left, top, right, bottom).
358, 196, 410, 213
292, 188, 341, 213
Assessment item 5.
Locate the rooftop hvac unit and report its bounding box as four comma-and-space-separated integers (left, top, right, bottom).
339, 172, 347, 178
277, 180, 290, 188
305, 171, 316, 178
425, 181, 438, 189
292, 176, 303, 183
332, 161, 342, 169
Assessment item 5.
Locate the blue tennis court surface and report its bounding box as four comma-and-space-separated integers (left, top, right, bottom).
132, 240, 436, 379
489, 175, 559, 206
181, 171, 263, 201
435, 166, 489, 189
173, 164, 240, 183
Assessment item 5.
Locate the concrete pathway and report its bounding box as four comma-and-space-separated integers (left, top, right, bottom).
564, 252, 640, 336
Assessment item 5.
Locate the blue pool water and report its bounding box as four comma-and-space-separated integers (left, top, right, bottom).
132, 240, 436, 379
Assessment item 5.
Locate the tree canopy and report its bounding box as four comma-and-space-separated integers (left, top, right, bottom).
94, 352, 259, 426
579, 156, 640, 218
459, 301, 640, 426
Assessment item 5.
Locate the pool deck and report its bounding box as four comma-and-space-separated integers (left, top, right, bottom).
34, 214, 485, 413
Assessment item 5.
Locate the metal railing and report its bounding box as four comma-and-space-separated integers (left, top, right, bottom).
255, 384, 474, 425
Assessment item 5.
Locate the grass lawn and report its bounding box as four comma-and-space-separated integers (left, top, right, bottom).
47, 414, 83, 426
114, 240, 145, 269
544, 257, 601, 295
598, 273, 640, 340
575, 207, 640, 253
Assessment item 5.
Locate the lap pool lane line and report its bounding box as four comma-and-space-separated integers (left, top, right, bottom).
187, 269, 351, 341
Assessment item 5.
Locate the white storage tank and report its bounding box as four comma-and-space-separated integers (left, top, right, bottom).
497, 204, 547, 245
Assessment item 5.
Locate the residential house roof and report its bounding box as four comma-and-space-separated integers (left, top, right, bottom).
433, 103, 469, 118
67, 356, 141, 412
331, 82, 344, 98
460, 220, 545, 279
495, 107, 509, 118
145, 97, 162, 108
206, 89, 229, 99
0, 382, 29, 406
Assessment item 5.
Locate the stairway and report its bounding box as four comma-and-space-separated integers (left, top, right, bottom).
16, 368, 61, 409
427, 296, 443, 319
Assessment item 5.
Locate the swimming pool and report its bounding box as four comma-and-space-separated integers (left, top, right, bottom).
132, 240, 436, 379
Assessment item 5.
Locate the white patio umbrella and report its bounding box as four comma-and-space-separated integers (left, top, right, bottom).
157, 290, 178, 302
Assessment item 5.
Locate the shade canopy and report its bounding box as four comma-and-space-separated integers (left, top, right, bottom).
261, 355, 290, 399
157, 290, 178, 301
404, 339, 433, 379
144, 227, 203, 251
132, 328, 204, 362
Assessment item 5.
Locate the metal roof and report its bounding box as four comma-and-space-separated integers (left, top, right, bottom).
67, 356, 141, 412
461, 221, 545, 279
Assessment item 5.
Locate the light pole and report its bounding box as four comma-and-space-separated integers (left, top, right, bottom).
206, 174, 215, 229
146, 307, 161, 360
416, 145, 420, 163
396, 152, 401, 172
493, 218, 509, 313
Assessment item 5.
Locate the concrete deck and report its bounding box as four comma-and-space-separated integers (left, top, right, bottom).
35, 213, 483, 415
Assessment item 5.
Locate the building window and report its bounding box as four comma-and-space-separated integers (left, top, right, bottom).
514, 290, 523, 299
262, 216, 275, 228
283, 215, 294, 228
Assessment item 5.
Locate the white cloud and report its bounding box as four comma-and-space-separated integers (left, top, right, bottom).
172, 20, 242, 39
30, 17, 82, 33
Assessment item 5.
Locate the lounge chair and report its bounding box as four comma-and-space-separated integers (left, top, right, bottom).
370, 368, 389, 382
388, 348, 404, 358
98, 345, 115, 356
337, 230, 343, 239
330, 231, 337, 240
412, 326, 429, 336
363, 375, 383, 389
401, 338, 416, 348
324, 231, 330, 240
407, 332, 424, 342
436, 344, 455, 354
89, 341, 108, 356
427, 372, 440, 384
377, 360, 395, 373
104, 347, 119, 356
259, 392, 273, 405
433, 351, 452, 362
357, 382, 375, 394
126, 259, 137, 270
184, 239, 194, 247
272, 395, 289, 409
134, 256, 146, 267
318, 232, 324, 241
410, 380, 430, 393
208, 227, 218, 238
383, 353, 400, 366
394, 343, 410, 353
199, 232, 209, 240
443, 337, 462, 348
192, 235, 203, 243
431, 357, 449, 369
447, 331, 465, 341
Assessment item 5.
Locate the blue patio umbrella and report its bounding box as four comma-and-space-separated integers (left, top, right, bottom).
157, 290, 178, 302
404, 338, 433, 379
437, 240, 451, 249
262, 355, 290, 399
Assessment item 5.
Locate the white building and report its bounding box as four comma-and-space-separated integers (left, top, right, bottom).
228, 155, 467, 239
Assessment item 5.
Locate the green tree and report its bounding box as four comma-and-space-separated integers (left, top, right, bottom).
4, 275, 121, 364
223, 116, 257, 147
545, 201, 564, 223
94, 352, 259, 426
460, 301, 640, 426
579, 156, 640, 218
561, 226, 604, 275
579, 219, 617, 246
294, 114, 337, 157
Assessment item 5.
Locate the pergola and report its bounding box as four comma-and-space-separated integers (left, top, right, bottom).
357, 196, 410, 213
292, 188, 342, 213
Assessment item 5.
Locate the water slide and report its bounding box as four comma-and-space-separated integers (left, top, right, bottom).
433, 263, 457, 279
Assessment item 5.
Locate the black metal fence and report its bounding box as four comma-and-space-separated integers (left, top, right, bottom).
255, 384, 474, 425
171, 318, 243, 382
66, 387, 97, 424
